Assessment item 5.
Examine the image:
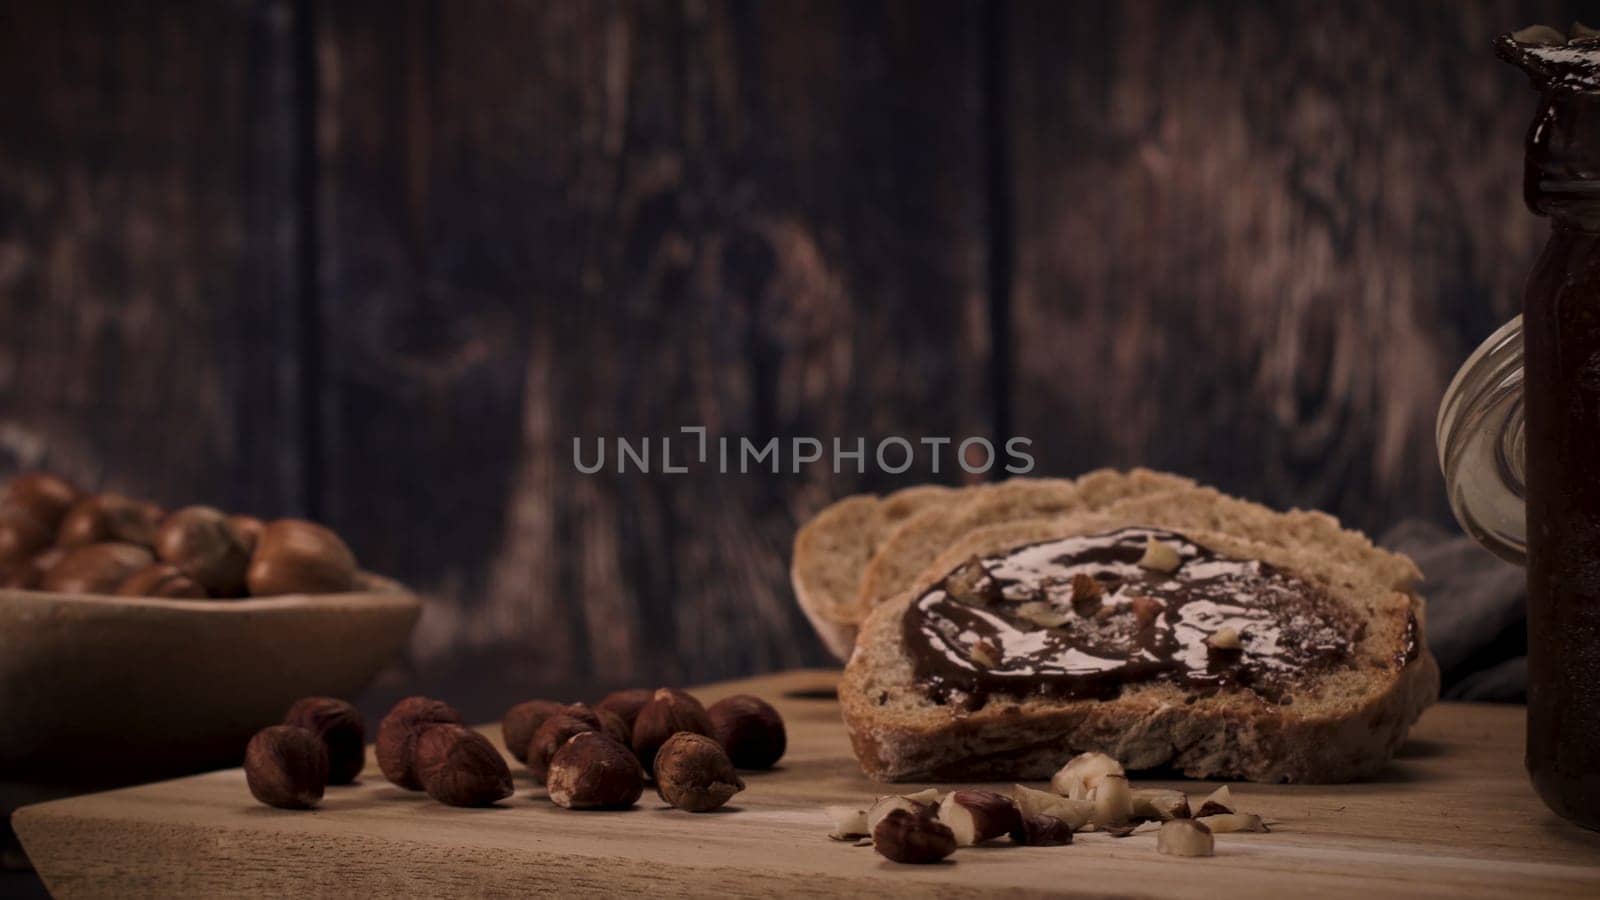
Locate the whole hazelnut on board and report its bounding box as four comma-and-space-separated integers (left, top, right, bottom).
708, 695, 786, 769
116, 563, 208, 599
41, 543, 154, 594
547, 732, 645, 810
57, 493, 161, 549
414, 724, 514, 807
376, 696, 464, 790
155, 506, 251, 596
244, 725, 329, 810
561, 702, 628, 747
502, 699, 564, 763
2, 472, 81, 532
631, 688, 714, 774
285, 697, 366, 784
526, 714, 600, 784
873, 808, 957, 864
652, 732, 745, 812
0, 505, 54, 566
246, 519, 358, 596
596, 688, 655, 734
593, 707, 632, 747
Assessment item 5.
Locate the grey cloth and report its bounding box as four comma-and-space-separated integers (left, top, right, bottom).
1380, 519, 1526, 702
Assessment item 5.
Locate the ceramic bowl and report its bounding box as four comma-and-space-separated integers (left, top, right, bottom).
0, 575, 419, 785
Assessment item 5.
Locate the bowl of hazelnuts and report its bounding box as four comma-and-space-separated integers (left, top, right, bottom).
0, 472, 420, 786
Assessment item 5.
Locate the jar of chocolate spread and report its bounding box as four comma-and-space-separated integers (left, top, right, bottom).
1439, 25, 1600, 831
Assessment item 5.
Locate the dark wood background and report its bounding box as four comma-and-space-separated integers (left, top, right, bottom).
0, 0, 1577, 720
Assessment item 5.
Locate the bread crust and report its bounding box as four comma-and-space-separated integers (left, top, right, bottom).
790, 485, 959, 660
841, 519, 1438, 783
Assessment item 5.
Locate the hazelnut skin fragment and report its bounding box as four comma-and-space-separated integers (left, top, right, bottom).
502, 699, 564, 763
653, 732, 745, 812
285, 696, 367, 785
375, 696, 464, 790
873, 808, 957, 864
631, 688, 714, 775
415, 724, 514, 807
547, 732, 645, 810
527, 714, 600, 784
245, 725, 329, 810
708, 694, 786, 769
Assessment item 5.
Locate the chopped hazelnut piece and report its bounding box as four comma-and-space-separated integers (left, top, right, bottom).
1137, 537, 1182, 573
1206, 627, 1243, 651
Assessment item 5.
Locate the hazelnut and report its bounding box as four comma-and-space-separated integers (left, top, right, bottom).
375, 696, 463, 790
631, 688, 713, 774
592, 706, 632, 747
414, 724, 514, 807
653, 732, 744, 812
155, 506, 251, 596
57, 493, 161, 549
866, 793, 941, 835
824, 805, 870, 840
1156, 818, 1214, 857
1091, 773, 1135, 827
937, 789, 1021, 846
1196, 813, 1267, 833
501, 699, 564, 763
1137, 536, 1182, 573
872, 808, 957, 864
559, 702, 604, 729
116, 563, 208, 599
0, 505, 53, 566
3, 547, 64, 590
244, 725, 328, 810
1010, 783, 1093, 829
596, 688, 654, 734
285, 696, 366, 784
1070, 572, 1103, 616
1010, 813, 1074, 846
246, 519, 358, 596
1132, 788, 1191, 821
1050, 750, 1125, 800
229, 515, 264, 552
2, 472, 81, 532
41, 543, 154, 594
708, 694, 786, 769
526, 714, 600, 784
1196, 784, 1235, 817
546, 732, 645, 810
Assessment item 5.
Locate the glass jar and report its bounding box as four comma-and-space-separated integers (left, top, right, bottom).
1439, 29, 1600, 831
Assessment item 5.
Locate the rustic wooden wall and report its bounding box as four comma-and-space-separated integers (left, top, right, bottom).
0, 0, 1580, 716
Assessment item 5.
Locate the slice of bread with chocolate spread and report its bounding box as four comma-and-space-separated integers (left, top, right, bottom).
839, 493, 1438, 783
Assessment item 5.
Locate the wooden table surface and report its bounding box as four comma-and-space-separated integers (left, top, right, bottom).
14, 669, 1600, 898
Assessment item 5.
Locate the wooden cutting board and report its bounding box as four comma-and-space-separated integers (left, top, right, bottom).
15, 669, 1600, 898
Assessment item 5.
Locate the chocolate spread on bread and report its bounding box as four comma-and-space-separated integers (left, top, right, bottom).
903, 527, 1362, 708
